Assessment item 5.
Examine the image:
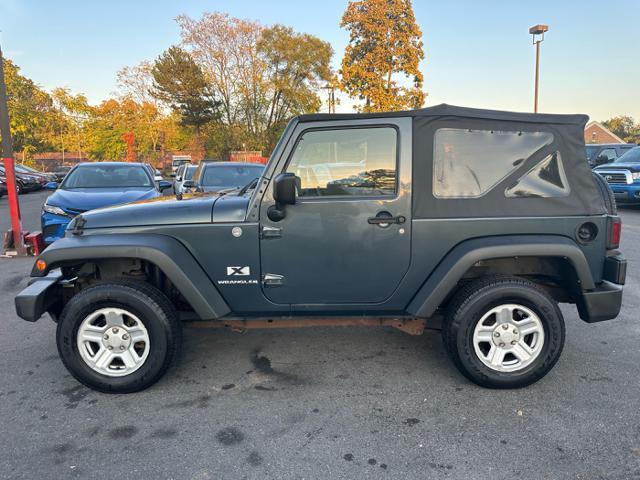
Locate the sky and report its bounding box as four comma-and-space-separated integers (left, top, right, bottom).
0, 0, 638, 122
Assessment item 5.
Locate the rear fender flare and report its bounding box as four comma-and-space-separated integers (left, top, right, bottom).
33, 234, 230, 320
406, 235, 596, 318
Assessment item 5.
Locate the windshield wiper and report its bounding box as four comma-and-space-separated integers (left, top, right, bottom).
238, 177, 260, 195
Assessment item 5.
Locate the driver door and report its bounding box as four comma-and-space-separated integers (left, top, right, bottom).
259, 119, 412, 307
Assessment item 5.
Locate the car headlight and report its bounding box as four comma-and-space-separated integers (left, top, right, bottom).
43, 203, 68, 216
632, 172, 640, 181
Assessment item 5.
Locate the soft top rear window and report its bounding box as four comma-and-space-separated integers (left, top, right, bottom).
433, 128, 553, 198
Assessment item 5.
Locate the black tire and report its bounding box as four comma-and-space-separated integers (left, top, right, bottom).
56, 281, 181, 393
592, 171, 617, 214
442, 276, 565, 389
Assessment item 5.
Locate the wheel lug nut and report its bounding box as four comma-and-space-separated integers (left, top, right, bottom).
499, 342, 505, 347
513, 329, 518, 334
103, 334, 109, 340
511, 340, 516, 345
107, 345, 113, 350
494, 332, 500, 337
122, 334, 129, 340
502, 324, 508, 330
112, 327, 118, 334
120, 345, 126, 351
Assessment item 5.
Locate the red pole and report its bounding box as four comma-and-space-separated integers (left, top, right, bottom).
0, 43, 27, 255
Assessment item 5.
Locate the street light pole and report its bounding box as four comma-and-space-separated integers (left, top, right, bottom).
529, 24, 549, 113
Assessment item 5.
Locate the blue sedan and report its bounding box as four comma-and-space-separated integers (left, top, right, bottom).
42, 162, 171, 245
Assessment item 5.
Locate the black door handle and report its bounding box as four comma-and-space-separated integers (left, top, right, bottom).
367, 215, 406, 226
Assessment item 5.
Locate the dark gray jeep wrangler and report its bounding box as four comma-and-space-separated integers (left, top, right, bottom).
15, 104, 626, 393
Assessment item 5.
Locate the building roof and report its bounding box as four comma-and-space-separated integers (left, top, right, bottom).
585, 121, 625, 143
298, 103, 589, 126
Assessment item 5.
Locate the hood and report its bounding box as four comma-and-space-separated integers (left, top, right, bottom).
72, 192, 223, 230
48, 187, 159, 212
596, 162, 640, 171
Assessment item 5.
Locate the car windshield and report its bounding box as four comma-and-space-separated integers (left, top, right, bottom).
201, 164, 264, 188
614, 147, 640, 163
61, 164, 153, 189
16, 165, 37, 173
184, 165, 196, 180
585, 145, 600, 161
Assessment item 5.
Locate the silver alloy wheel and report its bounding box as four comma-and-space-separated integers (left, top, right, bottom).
472, 304, 545, 373
76, 307, 150, 377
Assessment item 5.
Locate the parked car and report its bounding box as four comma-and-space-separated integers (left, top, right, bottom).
142, 163, 164, 184
0, 166, 40, 193
16, 104, 625, 393
40, 162, 172, 245
171, 156, 191, 173
172, 164, 196, 194
16, 164, 56, 183
586, 143, 635, 168
188, 161, 265, 193
0, 177, 7, 198
51, 165, 72, 182
594, 146, 640, 203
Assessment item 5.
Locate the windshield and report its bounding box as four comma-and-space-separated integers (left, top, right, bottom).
585, 145, 600, 161
201, 164, 264, 188
614, 147, 640, 163
184, 165, 196, 180
61, 164, 153, 189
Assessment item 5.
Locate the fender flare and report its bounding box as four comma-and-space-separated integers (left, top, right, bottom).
33, 234, 230, 320
406, 235, 596, 318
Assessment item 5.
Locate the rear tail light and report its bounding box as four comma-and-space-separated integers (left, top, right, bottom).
607, 216, 621, 249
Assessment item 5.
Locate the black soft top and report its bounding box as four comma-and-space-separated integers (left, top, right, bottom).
298, 103, 588, 127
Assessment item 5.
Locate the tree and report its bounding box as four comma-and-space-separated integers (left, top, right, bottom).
176, 12, 333, 153
48, 87, 92, 159
602, 116, 640, 144
151, 46, 219, 134
1, 58, 53, 155
340, 0, 425, 112
257, 25, 333, 149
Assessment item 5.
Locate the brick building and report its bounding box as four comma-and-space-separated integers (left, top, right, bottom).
584, 121, 624, 144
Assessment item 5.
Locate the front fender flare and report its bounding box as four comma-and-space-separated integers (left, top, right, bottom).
406, 235, 596, 318
33, 234, 230, 320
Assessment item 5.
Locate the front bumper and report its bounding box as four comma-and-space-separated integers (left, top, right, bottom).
609, 184, 640, 203
14, 270, 62, 322
41, 212, 72, 245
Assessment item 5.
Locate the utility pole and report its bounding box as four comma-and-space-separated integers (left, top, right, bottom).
529, 24, 549, 113
0, 42, 28, 255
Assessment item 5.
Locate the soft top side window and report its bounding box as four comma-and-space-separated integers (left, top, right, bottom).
286, 127, 398, 198
433, 128, 553, 198
505, 151, 570, 198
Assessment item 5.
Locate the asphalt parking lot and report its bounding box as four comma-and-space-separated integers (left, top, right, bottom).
0, 190, 639, 480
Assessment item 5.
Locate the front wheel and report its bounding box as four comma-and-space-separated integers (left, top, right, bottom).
56, 281, 181, 393
442, 276, 565, 389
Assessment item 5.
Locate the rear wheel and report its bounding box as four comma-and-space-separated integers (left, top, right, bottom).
56, 281, 181, 393
442, 276, 565, 388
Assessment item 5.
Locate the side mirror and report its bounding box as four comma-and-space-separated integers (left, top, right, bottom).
182, 180, 197, 190
595, 154, 610, 165
273, 173, 297, 205
158, 180, 172, 191
268, 173, 297, 221
45, 181, 59, 190
176, 176, 182, 182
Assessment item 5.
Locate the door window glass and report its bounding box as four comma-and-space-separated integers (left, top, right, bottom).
433, 128, 553, 198
599, 148, 617, 162
286, 127, 397, 197
505, 152, 569, 198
